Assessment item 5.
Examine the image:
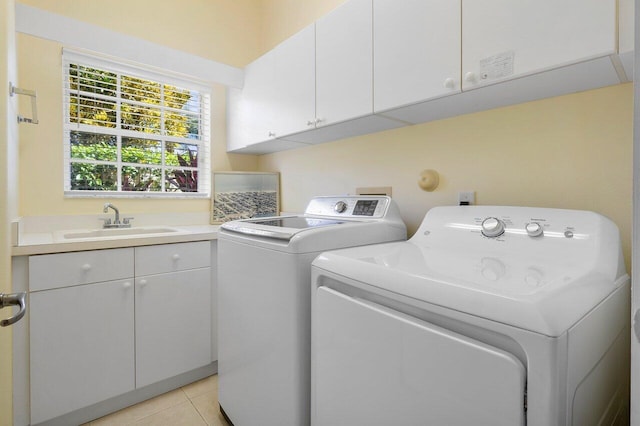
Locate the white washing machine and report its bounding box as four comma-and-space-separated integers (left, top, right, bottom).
218, 196, 406, 426
311, 206, 630, 426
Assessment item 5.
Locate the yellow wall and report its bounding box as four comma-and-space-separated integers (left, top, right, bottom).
257, 0, 346, 51
16, 0, 261, 217
260, 84, 633, 268
18, 0, 263, 68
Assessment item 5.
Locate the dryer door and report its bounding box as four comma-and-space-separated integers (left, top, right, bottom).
312, 286, 526, 426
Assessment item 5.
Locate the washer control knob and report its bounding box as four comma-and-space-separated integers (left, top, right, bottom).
334, 201, 348, 213
525, 222, 544, 237
481, 217, 505, 238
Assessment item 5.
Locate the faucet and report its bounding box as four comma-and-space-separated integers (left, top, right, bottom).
102, 203, 132, 228
103, 203, 120, 224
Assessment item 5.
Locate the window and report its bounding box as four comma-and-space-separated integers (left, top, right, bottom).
62, 49, 211, 197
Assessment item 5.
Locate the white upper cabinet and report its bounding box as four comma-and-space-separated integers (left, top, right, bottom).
316, 0, 373, 126
274, 25, 316, 137
238, 51, 276, 146
373, 0, 461, 112
461, 0, 617, 90
227, 0, 625, 153
227, 25, 315, 150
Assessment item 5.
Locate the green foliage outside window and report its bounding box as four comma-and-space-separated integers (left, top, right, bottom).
67, 64, 203, 193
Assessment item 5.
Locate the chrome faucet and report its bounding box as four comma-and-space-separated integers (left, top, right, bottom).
102, 203, 132, 228
103, 203, 120, 224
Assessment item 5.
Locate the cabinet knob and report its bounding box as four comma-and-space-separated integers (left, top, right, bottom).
268, 131, 276, 138
139, 279, 148, 287
123, 281, 132, 289
444, 78, 456, 89
307, 120, 315, 126
81, 263, 91, 272
464, 72, 478, 83
172, 254, 180, 261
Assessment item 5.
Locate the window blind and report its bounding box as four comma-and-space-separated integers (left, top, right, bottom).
62, 48, 211, 197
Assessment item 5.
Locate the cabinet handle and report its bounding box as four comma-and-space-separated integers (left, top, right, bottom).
81, 263, 91, 272
172, 254, 181, 261
464, 72, 478, 83
0, 292, 27, 327
444, 78, 456, 89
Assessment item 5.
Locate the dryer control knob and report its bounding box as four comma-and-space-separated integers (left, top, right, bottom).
525, 222, 544, 237
481, 217, 505, 238
334, 201, 348, 213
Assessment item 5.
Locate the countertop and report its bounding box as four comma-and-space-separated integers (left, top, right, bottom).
11, 218, 220, 256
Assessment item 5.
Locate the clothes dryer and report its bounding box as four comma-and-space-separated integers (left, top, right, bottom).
311, 206, 629, 426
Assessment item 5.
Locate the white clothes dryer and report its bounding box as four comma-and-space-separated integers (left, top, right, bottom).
218, 196, 406, 426
311, 206, 629, 426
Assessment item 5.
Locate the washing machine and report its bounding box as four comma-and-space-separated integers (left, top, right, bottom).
311, 206, 630, 426
218, 195, 406, 426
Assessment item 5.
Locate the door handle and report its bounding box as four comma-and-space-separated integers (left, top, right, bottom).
0, 292, 27, 327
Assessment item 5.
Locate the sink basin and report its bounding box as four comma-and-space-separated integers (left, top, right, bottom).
61, 227, 180, 240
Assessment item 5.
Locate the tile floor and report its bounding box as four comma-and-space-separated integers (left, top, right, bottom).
83, 374, 230, 426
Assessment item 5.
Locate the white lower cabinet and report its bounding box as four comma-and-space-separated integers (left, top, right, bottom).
27, 241, 213, 424
135, 267, 212, 388
29, 279, 135, 425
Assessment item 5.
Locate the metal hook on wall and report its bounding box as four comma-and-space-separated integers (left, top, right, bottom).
9, 82, 39, 125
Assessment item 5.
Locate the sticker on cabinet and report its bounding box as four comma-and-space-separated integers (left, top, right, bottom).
479, 50, 515, 80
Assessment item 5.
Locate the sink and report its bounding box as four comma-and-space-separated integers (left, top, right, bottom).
60, 227, 180, 240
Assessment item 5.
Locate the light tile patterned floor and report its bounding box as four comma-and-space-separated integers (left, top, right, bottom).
84, 375, 230, 426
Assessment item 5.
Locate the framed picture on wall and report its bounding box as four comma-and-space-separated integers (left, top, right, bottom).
211, 171, 280, 224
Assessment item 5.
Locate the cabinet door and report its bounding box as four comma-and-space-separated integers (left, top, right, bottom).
227, 87, 249, 151
242, 51, 277, 145
462, 0, 616, 90
30, 280, 135, 424
373, 0, 461, 112
135, 267, 212, 388
29, 247, 134, 291
135, 241, 210, 276
316, 0, 373, 126
273, 24, 316, 137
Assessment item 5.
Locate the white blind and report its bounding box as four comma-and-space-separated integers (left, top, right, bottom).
62, 48, 211, 197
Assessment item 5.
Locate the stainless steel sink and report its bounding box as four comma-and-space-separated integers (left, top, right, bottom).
60, 227, 180, 240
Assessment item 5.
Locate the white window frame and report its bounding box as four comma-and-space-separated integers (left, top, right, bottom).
62, 48, 211, 198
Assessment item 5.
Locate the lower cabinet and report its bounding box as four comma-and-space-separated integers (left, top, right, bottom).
29, 279, 136, 425
135, 267, 212, 388
26, 241, 213, 424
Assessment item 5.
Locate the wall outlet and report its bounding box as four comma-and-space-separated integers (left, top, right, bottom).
458, 191, 475, 205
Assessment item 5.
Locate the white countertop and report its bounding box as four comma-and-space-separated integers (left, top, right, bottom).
12, 213, 220, 256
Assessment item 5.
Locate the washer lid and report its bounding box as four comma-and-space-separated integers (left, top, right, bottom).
312, 206, 628, 337
314, 242, 626, 337
221, 215, 347, 240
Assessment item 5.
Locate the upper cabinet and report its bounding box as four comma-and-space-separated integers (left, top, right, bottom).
274, 25, 316, 137
227, 0, 626, 154
461, 0, 617, 90
316, 0, 373, 126
373, 0, 461, 112
227, 26, 315, 152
